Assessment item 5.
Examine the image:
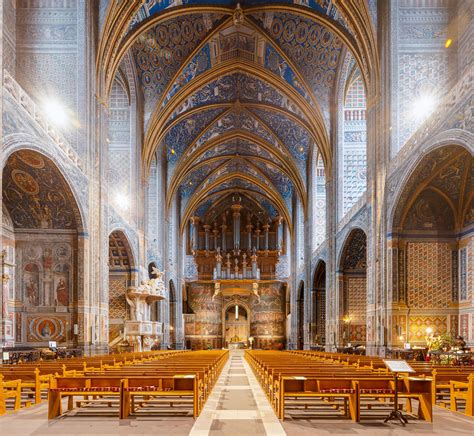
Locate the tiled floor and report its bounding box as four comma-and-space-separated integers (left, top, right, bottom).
1, 350, 474, 435
189, 349, 286, 436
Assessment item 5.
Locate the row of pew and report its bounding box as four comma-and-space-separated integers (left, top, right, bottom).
289, 350, 474, 416
1, 349, 228, 419
245, 349, 434, 422
1, 350, 184, 414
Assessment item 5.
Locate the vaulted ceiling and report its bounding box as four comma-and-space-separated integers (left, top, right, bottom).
98, 1, 378, 232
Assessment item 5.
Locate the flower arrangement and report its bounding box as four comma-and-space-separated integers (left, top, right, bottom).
425, 332, 455, 352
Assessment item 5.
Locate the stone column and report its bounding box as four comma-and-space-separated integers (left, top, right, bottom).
366, 0, 391, 356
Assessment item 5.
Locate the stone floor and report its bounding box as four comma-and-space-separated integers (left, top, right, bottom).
1, 350, 473, 435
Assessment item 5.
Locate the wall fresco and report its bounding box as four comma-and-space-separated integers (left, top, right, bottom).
2, 150, 80, 229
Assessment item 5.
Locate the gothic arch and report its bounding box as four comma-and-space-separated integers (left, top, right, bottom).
2, 136, 88, 232
169, 279, 177, 346
388, 142, 473, 346
297, 280, 305, 349
108, 227, 138, 270
2, 149, 85, 347
312, 259, 326, 345
338, 228, 367, 345
387, 130, 474, 234
108, 230, 135, 345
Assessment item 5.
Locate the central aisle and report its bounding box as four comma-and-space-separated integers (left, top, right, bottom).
189, 349, 286, 436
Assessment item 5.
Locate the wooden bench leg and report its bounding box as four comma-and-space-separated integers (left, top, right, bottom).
349, 394, 359, 422
14, 386, 22, 411
417, 394, 432, 422
48, 391, 62, 419
120, 391, 131, 419
35, 382, 41, 404
67, 395, 74, 411
466, 391, 474, 416
450, 385, 458, 412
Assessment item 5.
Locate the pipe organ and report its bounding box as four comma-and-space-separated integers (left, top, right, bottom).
188, 196, 285, 280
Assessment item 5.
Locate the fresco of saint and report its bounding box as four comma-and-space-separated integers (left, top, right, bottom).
56, 278, 68, 306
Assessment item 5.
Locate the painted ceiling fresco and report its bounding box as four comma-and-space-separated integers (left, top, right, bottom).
394, 147, 473, 232
109, 230, 133, 271
2, 150, 79, 229
129, 1, 350, 34
165, 71, 307, 126
114, 1, 365, 231
132, 12, 226, 115
252, 11, 344, 122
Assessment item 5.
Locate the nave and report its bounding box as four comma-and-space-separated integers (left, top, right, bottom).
1, 349, 474, 435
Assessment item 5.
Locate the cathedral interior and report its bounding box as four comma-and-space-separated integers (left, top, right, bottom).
0, 1, 473, 435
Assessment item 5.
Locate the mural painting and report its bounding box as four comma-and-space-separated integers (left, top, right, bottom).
26, 315, 67, 342
2, 150, 79, 230
185, 282, 285, 350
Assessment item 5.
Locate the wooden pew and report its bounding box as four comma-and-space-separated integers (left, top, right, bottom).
0, 368, 52, 404
120, 375, 198, 419
48, 375, 123, 419
246, 350, 433, 422
0, 374, 22, 415
47, 350, 228, 420
279, 376, 358, 421
450, 373, 474, 416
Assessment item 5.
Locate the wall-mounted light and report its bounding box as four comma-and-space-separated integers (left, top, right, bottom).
42, 98, 69, 128
411, 94, 437, 122
114, 192, 129, 211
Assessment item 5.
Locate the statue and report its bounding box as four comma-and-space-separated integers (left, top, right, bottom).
125, 291, 139, 321
2, 273, 10, 318
250, 247, 258, 263
212, 282, 221, 300
126, 268, 166, 321
252, 282, 260, 302
233, 2, 244, 26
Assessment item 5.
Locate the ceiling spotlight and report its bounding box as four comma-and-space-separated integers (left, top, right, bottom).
114, 192, 129, 211
410, 94, 437, 122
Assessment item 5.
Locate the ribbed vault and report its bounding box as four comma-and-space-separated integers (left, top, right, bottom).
97, 1, 378, 235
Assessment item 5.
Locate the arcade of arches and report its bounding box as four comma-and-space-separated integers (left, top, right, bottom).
0, 0, 473, 433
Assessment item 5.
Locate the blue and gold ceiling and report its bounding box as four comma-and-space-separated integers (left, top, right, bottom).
99, 1, 377, 232
2, 151, 81, 229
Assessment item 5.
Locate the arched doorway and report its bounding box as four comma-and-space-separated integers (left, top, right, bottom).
108, 230, 134, 347
312, 261, 326, 346
1, 150, 83, 347
339, 229, 367, 346
391, 145, 473, 346
297, 281, 305, 349
169, 280, 176, 347
222, 301, 250, 348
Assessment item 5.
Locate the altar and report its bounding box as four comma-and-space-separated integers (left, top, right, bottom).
228, 342, 247, 350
